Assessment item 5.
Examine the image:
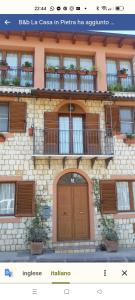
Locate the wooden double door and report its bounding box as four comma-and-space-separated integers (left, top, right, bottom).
57, 174, 90, 241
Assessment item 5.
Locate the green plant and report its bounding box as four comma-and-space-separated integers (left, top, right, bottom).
108, 84, 124, 92
22, 61, 32, 67
118, 68, 128, 74
68, 64, 76, 70
125, 133, 135, 139
25, 82, 31, 87
45, 64, 56, 71
101, 217, 119, 241
90, 65, 98, 72
93, 178, 101, 212
0, 60, 8, 66
26, 204, 49, 243
1, 79, 9, 86
12, 77, 20, 86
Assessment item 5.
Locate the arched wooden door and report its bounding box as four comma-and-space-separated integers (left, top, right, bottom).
57, 172, 90, 241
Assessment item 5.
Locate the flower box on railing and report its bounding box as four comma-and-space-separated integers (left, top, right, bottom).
21, 66, 33, 72
123, 134, 135, 144
45, 68, 56, 74
0, 65, 10, 71
117, 73, 128, 78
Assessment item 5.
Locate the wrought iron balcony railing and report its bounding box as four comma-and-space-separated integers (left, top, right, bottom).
0, 66, 34, 87
33, 128, 114, 156
107, 74, 135, 92
45, 70, 97, 91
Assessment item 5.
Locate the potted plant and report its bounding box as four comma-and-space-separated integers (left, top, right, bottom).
117, 68, 128, 78
45, 64, 56, 73
0, 133, 6, 143
77, 66, 88, 75
101, 217, 119, 252
0, 60, 9, 71
124, 133, 135, 144
25, 81, 32, 87
22, 61, 33, 72
57, 66, 67, 74
89, 65, 98, 76
1, 79, 9, 86
27, 206, 48, 255
12, 77, 20, 86
67, 64, 77, 74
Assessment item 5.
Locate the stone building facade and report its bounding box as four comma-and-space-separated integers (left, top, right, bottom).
0, 31, 135, 252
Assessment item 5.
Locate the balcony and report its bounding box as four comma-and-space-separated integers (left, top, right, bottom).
0, 66, 34, 87
33, 128, 114, 168
44, 69, 97, 92
107, 74, 135, 92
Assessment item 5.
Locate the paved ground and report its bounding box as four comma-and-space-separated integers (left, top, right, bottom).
1, 248, 135, 262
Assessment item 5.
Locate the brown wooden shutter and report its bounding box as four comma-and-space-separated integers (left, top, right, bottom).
9, 102, 26, 132
44, 112, 58, 154
105, 105, 120, 133
15, 181, 35, 217
85, 113, 100, 154
100, 180, 117, 214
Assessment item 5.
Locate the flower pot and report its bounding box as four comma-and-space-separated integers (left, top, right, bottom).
78, 70, 87, 75
104, 239, 118, 252
57, 69, 66, 74
28, 128, 33, 137
124, 137, 135, 144
67, 69, 77, 74
89, 70, 97, 76
22, 66, 33, 72
0, 65, 9, 71
45, 68, 55, 73
0, 135, 6, 143
117, 73, 127, 78
30, 242, 43, 255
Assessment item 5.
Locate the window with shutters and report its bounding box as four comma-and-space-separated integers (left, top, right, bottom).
0, 103, 9, 132
120, 108, 134, 134
45, 55, 96, 91
0, 181, 35, 216
0, 102, 26, 133
0, 183, 15, 215
100, 180, 135, 214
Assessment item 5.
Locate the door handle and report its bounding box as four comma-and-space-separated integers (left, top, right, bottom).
63, 212, 67, 215
80, 211, 84, 214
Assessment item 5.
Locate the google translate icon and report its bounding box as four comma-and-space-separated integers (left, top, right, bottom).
4, 269, 13, 277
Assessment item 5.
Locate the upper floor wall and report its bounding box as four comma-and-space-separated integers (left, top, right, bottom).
0, 31, 135, 92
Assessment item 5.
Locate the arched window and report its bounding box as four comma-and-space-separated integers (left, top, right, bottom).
58, 172, 87, 185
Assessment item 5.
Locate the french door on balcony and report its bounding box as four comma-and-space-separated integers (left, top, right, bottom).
59, 116, 84, 154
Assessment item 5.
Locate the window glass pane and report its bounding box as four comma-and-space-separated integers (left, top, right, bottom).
106, 60, 117, 74
116, 182, 130, 211
80, 58, 93, 70
6, 53, 18, 83
0, 183, 15, 215
0, 104, 8, 132
73, 117, 83, 154
132, 182, 135, 209
46, 56, 60, 67
59, 117, 69, 154
64, 57, 76, 68
119, 60, 131, 75
64, 57, 77, 90
21, 54, 33, 66
120, 108, 133, 134
46, 56, 60, 90
120, 108, 132, 120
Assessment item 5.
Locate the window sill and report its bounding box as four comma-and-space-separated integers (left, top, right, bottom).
113, 212, 135, 219
0, 216, 21, 223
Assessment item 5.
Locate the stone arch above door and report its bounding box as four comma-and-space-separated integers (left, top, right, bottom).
52, 169, 95, 242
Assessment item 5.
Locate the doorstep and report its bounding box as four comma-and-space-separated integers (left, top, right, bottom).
53, 240, 96, 254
